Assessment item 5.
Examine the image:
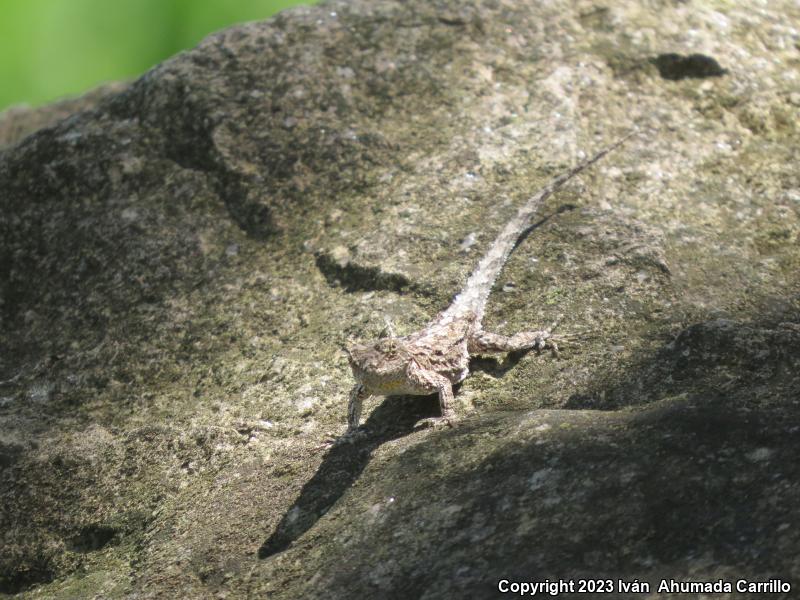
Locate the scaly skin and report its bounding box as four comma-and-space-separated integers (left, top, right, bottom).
346, 133, 634, 433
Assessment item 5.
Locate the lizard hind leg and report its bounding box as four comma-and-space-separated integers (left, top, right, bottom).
468, 315, 564, 357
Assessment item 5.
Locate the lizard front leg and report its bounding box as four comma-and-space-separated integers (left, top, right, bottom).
408, 365, 457, 428
347, 383, 370, 433
434, 376, 456, 422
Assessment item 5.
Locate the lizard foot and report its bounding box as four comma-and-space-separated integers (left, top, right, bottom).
539, 335, 561, 358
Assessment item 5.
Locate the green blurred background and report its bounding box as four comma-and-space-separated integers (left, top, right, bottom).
0, 0, 315, 111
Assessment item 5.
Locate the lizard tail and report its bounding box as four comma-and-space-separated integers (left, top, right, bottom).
437, 130, 637, 326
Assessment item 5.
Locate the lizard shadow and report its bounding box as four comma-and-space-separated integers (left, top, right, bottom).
469, 349, 537, 378
258, 393, 440, 559
514, 202, 576, 250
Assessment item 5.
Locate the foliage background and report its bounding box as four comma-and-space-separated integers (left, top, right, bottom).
0, 0, 314, 111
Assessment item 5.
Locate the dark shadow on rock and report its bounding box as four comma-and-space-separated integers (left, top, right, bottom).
651, 53, 727, 80
314, 250, 437, 297
258, 393, 441, 559
565, 315, 800, 411
0, 559, 55, 595
67, 524, 118, 553
469, 348, 542, 379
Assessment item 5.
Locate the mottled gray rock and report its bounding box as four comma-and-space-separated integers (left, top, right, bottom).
1, 0, 799, 598
0, 82, 129, 150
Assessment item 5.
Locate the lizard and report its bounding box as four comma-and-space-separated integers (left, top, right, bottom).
344, 132, 634, 434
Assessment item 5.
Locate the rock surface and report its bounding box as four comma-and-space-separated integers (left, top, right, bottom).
1, 0, 799, 598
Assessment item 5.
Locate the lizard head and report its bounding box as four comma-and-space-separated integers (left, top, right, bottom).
345, 337, 412, 384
